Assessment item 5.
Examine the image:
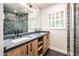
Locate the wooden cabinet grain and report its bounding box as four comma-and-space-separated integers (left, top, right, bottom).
6, 33, 49, 56
7, 45, 26, 56
28, 42, 32, 56
7, 41, 37, 56
25, 44, 28, 56
28, 39, 38, 56
43, 34, 49, 55
32, 39, 38, 56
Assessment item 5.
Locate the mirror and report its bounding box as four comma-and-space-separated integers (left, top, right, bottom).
4, 3, 29, 35
4, 3, 40, 36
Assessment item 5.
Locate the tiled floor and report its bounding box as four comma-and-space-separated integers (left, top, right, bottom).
44, 49, 67, 56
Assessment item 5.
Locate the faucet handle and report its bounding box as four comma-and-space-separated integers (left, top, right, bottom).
34, 28, 37, 32
14, 30, 17, 35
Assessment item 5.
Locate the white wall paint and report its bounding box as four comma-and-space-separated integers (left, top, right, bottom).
28, 13, 37, 32
40, 3, 67, 54
28, 12, 41, 32
0, 3, 4, 56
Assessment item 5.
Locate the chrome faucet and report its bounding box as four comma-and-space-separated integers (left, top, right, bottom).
34, 28, 41, 33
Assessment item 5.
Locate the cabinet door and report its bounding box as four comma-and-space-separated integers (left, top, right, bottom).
43, 35, 49, 54
47, 33, 50, 49
7, 48, 20, 56
21, 44, 27, 56
46, 34, 49, 50
7, 46, 22, 56
7, 45, 27, 56
43, 35, 47, 54
32, 39, 38, 56
28, 42, 32, 56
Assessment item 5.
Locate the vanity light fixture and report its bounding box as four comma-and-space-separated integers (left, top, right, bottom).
19, 3, 39, 13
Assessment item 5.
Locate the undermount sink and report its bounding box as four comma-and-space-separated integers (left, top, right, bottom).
11, 33, 46, 43
26, 33, 46, 39
26, 34, 38, 39
11, 37, 31, 43
39, 33, 46, 35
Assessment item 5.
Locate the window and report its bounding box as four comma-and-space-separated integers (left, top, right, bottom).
48, 11, 65, 29
56, 12, 59, 19
49, 14, 52, 27
56, 20, 59, 27
60, 11, 64, 18
52, 13, 55, 19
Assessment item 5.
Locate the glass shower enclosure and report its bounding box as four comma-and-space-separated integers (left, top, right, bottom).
74, 3, 79, 56
67, 3, 79, 56
69, 3, 79, 56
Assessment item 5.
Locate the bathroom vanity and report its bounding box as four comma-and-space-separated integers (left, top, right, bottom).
4, 31, 49, 56
4, 3, 50, 56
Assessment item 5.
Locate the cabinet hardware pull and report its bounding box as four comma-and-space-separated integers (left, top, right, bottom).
30, 43, 32, 51
26, 45, 28, 55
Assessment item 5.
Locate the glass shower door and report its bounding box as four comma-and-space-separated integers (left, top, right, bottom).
74, 3, 79, 56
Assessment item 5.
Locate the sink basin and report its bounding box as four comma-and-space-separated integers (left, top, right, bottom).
39, 33, 46, 35
11, 33, 46, 43
11, 37, 31, 43
27, 33, 42, 39
26, 33, 46, 39
27, 34, 38, 39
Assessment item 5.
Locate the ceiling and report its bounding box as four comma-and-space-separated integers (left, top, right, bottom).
4, 3, 55, 14
4, 3, 30, 14
32, 3, 55, 9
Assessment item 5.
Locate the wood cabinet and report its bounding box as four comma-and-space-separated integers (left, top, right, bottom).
43, 34, 49, 54
28, 39, 38, 56
7, 47, 21, 56
28, 42, 32, 56
32, 39, 38, 56
38, 37, 43, 56
24, 44, 28, 56
6, 33, 49, 56
7, 45, 27, 56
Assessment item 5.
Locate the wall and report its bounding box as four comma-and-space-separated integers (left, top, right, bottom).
28, 12, 41, 32
40, 3, 67, 54
0, 3, 4, 56
70, 3, 74, 56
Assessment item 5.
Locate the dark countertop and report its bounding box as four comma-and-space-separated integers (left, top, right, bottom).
4, 31, 49, 53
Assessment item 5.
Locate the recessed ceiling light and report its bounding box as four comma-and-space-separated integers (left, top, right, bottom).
14, 10, 17, 13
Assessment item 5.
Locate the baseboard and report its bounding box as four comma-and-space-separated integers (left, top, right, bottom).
50, 46, 67, 55
70, 52, 74, 56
